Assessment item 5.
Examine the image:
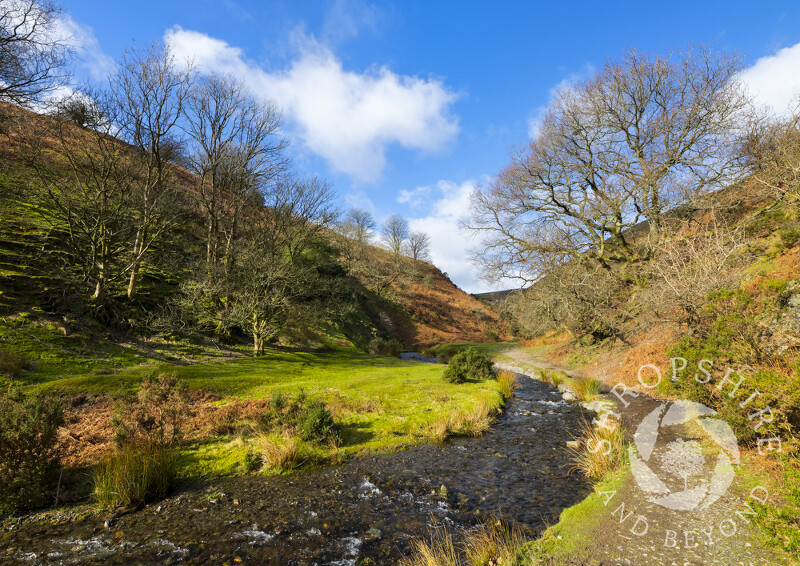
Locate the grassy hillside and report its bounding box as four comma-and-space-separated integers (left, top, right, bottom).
0, 102, 506, 354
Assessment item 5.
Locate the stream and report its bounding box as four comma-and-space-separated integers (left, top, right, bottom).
3, 373, 592, 565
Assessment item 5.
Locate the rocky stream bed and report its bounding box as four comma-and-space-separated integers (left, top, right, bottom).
2, 373, 592, 565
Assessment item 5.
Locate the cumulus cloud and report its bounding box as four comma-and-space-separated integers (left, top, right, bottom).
406, 180, 481, 292
397, 185, 431, 209
165, 26, 459, 182
528, 63, 594, 139
56, 15, 116, 81
740, 41, 800, 115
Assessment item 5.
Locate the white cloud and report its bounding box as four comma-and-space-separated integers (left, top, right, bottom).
397, 185, 431, 209
528, 63, 594, 139
165, 27, 459, 182
56, 16, 116, 81
740, 41, 800, 114
403, 180, 485, 293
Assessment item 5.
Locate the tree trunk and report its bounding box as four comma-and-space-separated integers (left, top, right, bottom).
127, 228, 144, 300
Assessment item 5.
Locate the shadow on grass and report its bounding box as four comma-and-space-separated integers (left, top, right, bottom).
338, 421, 375, 447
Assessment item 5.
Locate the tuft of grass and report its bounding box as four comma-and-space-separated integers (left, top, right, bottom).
568, 418, 626, 482
259, 434, 300, 472
538, 369, 565, 388
572, 378, 600, 402
430, 398, 495, 441
94, 444, 178, 509
401, 518, 526, 566
402, 526, 459, 566
496, 369, 517, 398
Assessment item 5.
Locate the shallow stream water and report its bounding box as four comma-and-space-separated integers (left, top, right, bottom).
3, 374, 592, 565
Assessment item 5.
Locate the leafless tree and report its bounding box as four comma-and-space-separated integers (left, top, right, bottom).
232, 175, 336, 356
467, 46, 751, 285
741, 101, 800, 202
382, 214, 409, 256
21, 91, 138, 304
183, 73, 288, 277
643, 213, 751, 329
111, 41, 194, 299
407, 231, 431, 261
339, 208, 375, 244
0, 0, 71, 106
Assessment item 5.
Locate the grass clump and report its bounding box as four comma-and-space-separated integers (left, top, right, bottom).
443, 347, 494, 384
0, 387, 64, 515
496, 369, 517, 398
94, 444, 178, 509
539, 369, 565, 387
573, 378, 600, 401
402, 518, 526, 566
95, 373, 187, 508
431, 398, 495, 441
568, 418, 626, 482
258, 433, 301, 472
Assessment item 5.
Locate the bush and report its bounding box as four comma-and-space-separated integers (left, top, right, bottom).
443, 347, 494, 384
297, 399, 338, 443
367, 337, 403, 357
113, 373, 190, 447
0, 388, 64, 515
258, 392, 338, 444
94, 444, 178, 509
0, 349, 33, 379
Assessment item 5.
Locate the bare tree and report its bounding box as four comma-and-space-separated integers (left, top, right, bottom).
111, 41, 194, 299
183, 73, 288, 279
407, 231, 431, 261
382, 214, 409, 256
21, 91, 138, 304
339, 208, 375, 244
0, 0, 71, 106
467, 46, 751, 285
643, 214, 750, 328
232, 175, 336, 356
741, 101, 800, 202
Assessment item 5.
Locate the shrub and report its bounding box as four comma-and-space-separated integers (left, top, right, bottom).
297, 399, 338, 443
367, 337, 403, 357
0, 349, 33, 379
94, 444, 178, 509
0, 388, 64, 515
443, 348, 494, 384
113, 373, 190, 447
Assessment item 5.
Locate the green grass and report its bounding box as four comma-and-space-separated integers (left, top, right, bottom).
8, 324, 505, 477
519, 467, 630, 563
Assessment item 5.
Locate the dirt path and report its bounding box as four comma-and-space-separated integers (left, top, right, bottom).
497, 347, 790, 566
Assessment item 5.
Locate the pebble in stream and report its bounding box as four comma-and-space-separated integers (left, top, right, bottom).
4, 375, 593, 565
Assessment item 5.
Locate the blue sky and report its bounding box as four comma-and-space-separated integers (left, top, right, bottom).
59, 1, 800, 292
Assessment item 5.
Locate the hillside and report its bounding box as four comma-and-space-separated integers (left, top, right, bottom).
0, 103, 506, 353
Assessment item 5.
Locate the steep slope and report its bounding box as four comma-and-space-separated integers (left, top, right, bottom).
0, 103, 506, 349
